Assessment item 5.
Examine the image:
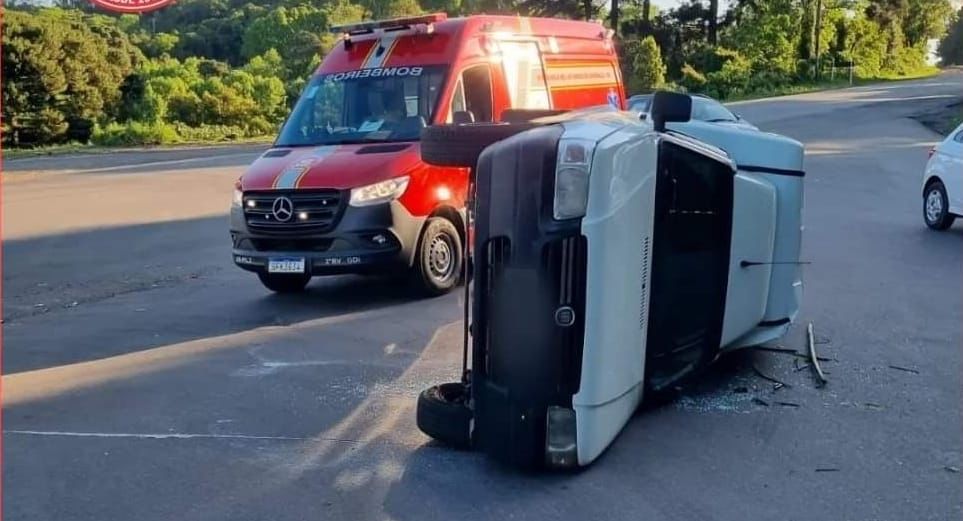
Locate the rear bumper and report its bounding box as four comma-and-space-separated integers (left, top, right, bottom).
230, 200, 424, 276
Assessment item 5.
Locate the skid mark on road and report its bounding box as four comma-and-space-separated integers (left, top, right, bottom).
4, 430, 319, 442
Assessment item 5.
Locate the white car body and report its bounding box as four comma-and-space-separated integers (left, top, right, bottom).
564, 112, 804, 464
463, 105, 805, 469
922, 123, 963, 222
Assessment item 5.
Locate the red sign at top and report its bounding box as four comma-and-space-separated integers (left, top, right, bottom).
89, 0, 175, 14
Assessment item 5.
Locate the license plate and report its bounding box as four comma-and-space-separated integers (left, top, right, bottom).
268, 257, 305, 273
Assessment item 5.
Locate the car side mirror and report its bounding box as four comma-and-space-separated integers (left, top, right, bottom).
453, 110, 475, 125
639, 112, 648, 121
650, 91, 691, 132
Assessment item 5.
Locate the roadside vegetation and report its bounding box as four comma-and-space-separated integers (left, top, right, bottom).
1, 0, 957, 150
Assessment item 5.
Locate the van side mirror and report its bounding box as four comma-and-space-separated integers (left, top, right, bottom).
453, 111, 475, 125
650, 91, 691, 132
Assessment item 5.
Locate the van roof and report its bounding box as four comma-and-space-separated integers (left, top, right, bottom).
318, 15, 613, 74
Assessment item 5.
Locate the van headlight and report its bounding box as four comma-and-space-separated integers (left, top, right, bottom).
553, 139, 595, 220
349, 176, 410, 207
232, 187, 243, 208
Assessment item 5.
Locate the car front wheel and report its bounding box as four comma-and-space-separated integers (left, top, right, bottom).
257, 272, 311, 293
924, 180, 955, 231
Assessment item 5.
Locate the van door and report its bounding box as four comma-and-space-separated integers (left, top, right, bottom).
645, 138, 735, 392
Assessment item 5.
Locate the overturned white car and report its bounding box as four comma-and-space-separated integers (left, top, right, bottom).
416, 93, 805, 470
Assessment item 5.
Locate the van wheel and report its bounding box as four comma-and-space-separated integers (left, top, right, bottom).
417, 382, 472, 449
924, 180, 955, 230
411, 217, 462, 296
420, 123, 537, 168
257, 272, 311, 293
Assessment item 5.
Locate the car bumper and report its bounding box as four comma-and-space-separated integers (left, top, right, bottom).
230, 199, 424, 276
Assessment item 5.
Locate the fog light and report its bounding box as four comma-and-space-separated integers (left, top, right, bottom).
372, 234, 387, 245
545, 406, 577, 468
298, 211, 308, 220
246, 199, 256, 208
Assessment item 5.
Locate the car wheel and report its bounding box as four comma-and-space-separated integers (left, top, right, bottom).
420, 123, 537, 168
257, 272, 311, 293
416, 382, 472, 448
411, 217, 462, 296
924, 180, 955, 231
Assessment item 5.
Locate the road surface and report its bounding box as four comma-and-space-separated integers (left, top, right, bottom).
3, 72, 961, 521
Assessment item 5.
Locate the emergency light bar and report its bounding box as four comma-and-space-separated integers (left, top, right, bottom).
331, 13, 447, 35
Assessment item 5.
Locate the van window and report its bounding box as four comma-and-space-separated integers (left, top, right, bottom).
276, 65, 447, 146
458, 65, 493, 122
499, 41, 550, 110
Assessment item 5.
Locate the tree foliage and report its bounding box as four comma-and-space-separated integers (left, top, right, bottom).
2, 0, 955, 147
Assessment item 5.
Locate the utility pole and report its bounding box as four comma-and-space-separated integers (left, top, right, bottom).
814, 0, 823, 80
642, 0, 652, 35
611, 0, 621, 35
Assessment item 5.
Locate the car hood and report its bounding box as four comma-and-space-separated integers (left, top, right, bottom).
241, 142, 422, 191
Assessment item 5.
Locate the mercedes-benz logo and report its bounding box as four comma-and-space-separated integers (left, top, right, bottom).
272, 196, 294, 222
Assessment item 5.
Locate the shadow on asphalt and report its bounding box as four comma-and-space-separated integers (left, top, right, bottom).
2, 214, 437, 374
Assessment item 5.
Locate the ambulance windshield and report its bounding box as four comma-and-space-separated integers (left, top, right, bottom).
276, 65, 447, 147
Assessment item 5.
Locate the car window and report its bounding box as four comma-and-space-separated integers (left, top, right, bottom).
955, 131, 963, 144
629, 96, 651, 112
691, 98, 737, 122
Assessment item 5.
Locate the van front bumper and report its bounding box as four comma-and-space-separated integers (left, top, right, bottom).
230, 199, 424, 276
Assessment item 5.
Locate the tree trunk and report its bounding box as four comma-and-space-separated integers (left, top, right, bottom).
583, 0, 593, 20
708, 0, 718, 45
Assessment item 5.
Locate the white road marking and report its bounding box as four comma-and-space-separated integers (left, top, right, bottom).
4, 430, 360, 444
77, 152, 260, 174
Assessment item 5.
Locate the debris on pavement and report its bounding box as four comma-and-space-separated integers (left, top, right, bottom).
807, 322, 828, 387
752, 397, 770, 407
752, 363, 791, 389
775, 401, 800, 408
944, 466, 960, 473
888, 364, 920, 375
815, 467, 840, 472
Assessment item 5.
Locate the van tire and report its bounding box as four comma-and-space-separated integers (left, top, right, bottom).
420, 123, 537, 168
410, 217, 463, 296
500, 108, 568, 123
416, 382, 472, 449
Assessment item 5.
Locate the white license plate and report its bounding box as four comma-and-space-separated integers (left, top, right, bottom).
268, 257, 305, 273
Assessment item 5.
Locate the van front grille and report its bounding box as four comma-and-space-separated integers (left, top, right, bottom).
243, 190, 344, 235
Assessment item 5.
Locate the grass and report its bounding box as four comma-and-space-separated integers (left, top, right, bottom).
3, 135, 275, 161
723, 66, 942, 102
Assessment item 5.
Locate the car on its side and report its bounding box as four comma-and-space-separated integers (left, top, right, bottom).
921, 122, 963, 230
628, 93, 758, 131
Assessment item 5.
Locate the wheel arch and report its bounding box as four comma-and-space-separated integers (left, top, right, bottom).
923, 175, 944, 197
428, 204, 467, 245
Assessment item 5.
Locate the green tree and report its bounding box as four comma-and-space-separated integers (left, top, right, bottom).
631, 36, 667, 91
938, 7, 963, 64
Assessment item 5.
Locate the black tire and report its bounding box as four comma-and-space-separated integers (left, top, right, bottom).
923, 179, 955, 230
257, 272, 311, 293
410, 217, 462, 296
416, 382, 472, 448
500, 108, 568, 123
420, 123, 537, 168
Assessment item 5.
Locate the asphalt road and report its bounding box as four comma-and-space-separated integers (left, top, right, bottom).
4, 72, 961, 521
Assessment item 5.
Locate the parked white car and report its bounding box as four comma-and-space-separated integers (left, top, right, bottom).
922, 123, 963, 230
